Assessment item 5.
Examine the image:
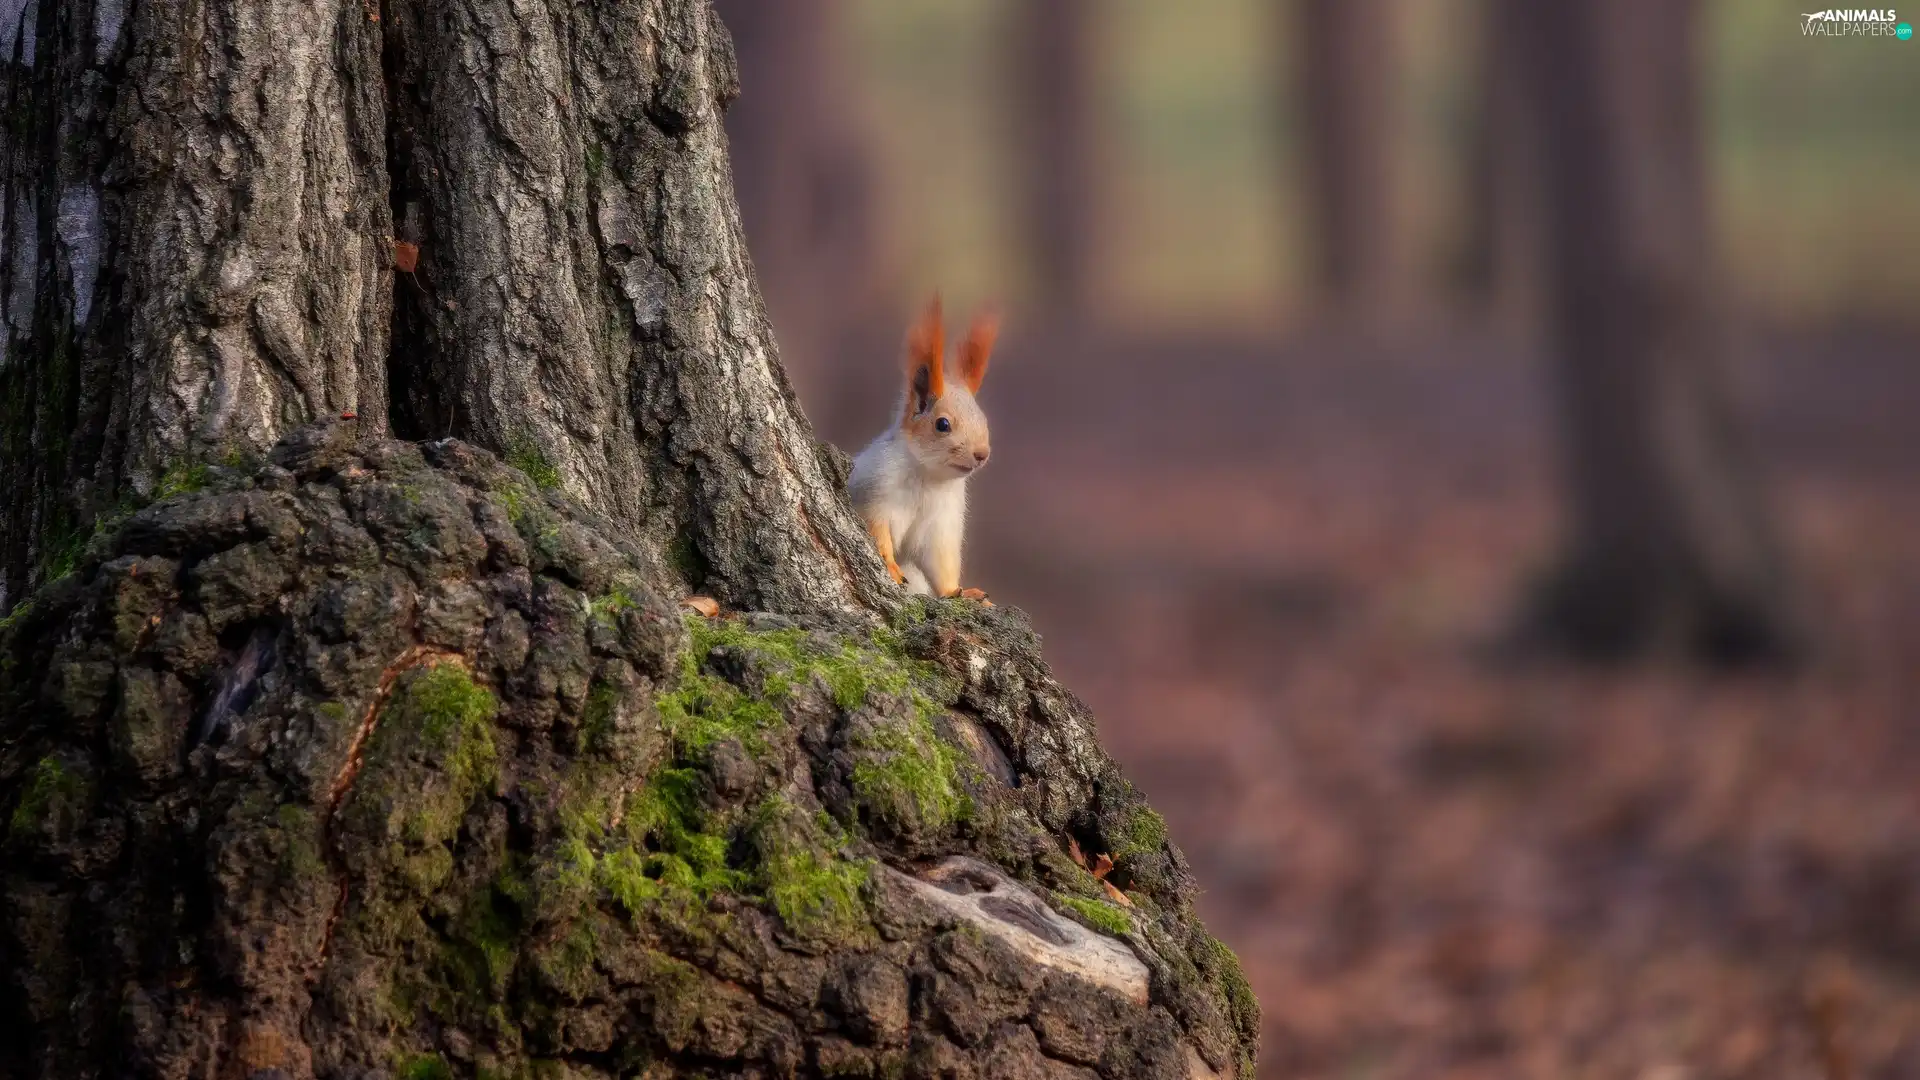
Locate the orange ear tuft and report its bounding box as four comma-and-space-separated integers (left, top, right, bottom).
958, 308, 999, 394
903, 294, 946, 419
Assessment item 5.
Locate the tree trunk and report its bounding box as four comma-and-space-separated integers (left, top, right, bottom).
1514, 0, 1794, 661
714, 0, 882, 435
381, 0, 890, 617
0, 2, 1261, 1078
1290, 0, 1402, 317
1460, 0, 1541, 335
0, 0, 393, 610
1015, 0, 1097, 320
1, 0, 889, 618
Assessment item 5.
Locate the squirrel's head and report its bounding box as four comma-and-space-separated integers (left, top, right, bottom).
899, 294, 997, 480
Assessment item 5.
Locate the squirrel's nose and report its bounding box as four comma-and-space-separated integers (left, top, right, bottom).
974, 449, 990, 464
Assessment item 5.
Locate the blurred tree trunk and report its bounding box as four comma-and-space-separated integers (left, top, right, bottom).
1514, 0, 1794, 661
0, 0, 892, 618
1016, 0, 1098, 320
1291, 0, 1403, 317
1461, 0, 1541, 335
715, 0, 883, 433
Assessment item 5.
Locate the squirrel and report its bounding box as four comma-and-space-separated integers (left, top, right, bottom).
849, 295, 998, 601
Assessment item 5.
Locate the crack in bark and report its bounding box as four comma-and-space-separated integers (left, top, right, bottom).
312, 645, 471, 977
323, 645, 470, 817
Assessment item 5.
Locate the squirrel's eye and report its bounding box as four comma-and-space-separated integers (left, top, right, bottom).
935, 417, 952, 433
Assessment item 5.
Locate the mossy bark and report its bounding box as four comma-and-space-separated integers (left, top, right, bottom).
0, 428, 1259, 1079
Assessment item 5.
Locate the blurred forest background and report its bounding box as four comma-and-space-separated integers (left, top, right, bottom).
717, 0, 1920, 1076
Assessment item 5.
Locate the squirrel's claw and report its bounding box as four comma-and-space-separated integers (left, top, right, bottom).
886, 562, 906, 586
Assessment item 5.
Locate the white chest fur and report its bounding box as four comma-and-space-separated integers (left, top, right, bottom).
849, 432, 970, 596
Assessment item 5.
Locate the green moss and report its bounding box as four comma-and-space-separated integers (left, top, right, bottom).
441, 862, 529, 1012
21, 453, 239, 586
655, 649, 782, 755
505, 436, 562, 491
396, 1052, 454, 1080
578, 681, 621, 753
629, 768, 744, 893
584, 141, 607, 181
1199, 934, 1260, 1076
30, 453, 227, 585
589, 767, 744, 918
552, 832, 597, 897
636, 949, 707, 1047
596, 846, 661, 911
1053, 892, 1132, 937
659, 614, 950, 755
659, 613, 968, 834
273, 804, 326, 882
588, 587, 637, 625
765, 846, 868, 940
41, 500, 132, 580
154, 462, 211, 500
849, 713, 969, 834
494, 478, 537, 525
530, 920, 600, 1001
8, 755, 88, 838
40, 520, 89, 583
0, 598, 32, 636
403, 664, 499, 795
340, 664, 499, 917
752, 800, 871, 941
1114, 806, 1170, 861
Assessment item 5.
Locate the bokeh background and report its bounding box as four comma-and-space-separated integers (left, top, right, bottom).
717, 1, 1920, 1076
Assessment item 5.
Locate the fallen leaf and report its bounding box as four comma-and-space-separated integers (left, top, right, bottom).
681, 596, 720, 617
340, 411, 357, 420
1067, 837, 1087, 868
1091, 853, 1114, 881
1101, 879, 1136, 908
392, 240, 419, 273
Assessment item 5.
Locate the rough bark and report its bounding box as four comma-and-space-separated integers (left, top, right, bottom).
1289, 0, 1402, 315
0, 0, 392, 609
381, 0, 888, 617
715, 0, 882, 433
1015, 0, 1097, 320
2, 0, 888, 618
1513, 0, 1794, 661
0, 424, 1260, 1079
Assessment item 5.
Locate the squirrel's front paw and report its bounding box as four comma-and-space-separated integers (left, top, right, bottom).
958, 587, 992, 606
886, 562, 906, 585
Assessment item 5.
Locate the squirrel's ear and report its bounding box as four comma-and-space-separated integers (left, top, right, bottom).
903, 294, 945, 417
958, 308, 999, 394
